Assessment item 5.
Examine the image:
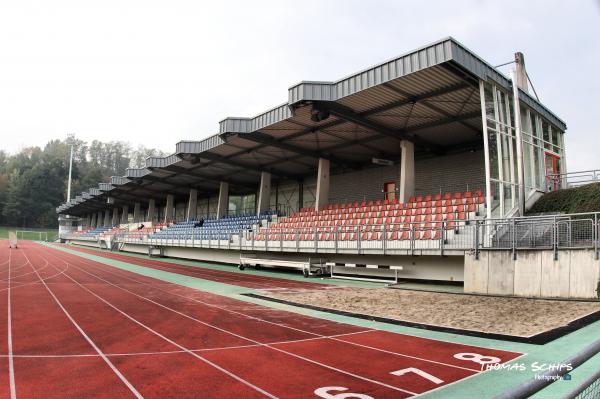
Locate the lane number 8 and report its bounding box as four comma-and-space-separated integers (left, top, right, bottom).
454, 353, 501, 366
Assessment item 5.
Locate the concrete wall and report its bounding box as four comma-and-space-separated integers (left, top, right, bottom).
465, 249, 600, 299
119, 242, 464, 281
318, 150, 484, 205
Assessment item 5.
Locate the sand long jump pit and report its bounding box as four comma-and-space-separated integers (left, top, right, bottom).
250, 287, 600, 344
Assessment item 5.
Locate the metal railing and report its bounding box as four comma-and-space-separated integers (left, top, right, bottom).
87, 211, 600, 259
474, 212, 599, 260
115, 218, 476, 256
548, 169, 600, 189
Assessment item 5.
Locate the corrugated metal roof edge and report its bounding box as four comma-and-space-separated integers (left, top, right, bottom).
220, 37, 565, 134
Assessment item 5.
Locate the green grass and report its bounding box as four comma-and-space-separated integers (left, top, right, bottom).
0, 226, 59, 242
527, 182, 600, 215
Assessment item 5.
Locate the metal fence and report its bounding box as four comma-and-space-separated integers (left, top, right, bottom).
566, 371, 600, 399
104, 212, 600, 258
475, 212, 599, 260
548, 169, 600, 189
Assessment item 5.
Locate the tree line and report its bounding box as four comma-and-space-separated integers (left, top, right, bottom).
0, 137, 165, 228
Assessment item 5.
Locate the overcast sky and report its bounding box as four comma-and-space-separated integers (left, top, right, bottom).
0, 0, 599, 172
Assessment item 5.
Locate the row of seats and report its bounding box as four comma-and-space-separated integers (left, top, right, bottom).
149, 213, 274, 241
252, 192, 484, 243
296, 191, 484, 215
296, 198, 483, 215
77, 226, 111, 238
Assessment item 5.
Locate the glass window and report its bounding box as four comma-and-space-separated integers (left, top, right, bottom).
523, 142, 533, 190
490, 180, 502, 218
542, 119, 550, 147
503, 183, 514, 215
520, 108, 531, 134
488, 128, 499, 180
484, 82, 496, 126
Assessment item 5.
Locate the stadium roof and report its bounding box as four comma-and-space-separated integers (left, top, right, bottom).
58, 37, 566, 216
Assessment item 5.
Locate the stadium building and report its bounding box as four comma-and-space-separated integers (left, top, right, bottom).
57, 37, 599, 298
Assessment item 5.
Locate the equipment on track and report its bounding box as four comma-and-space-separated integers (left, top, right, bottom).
9, 231, 18, 248
239, 254, 329, 277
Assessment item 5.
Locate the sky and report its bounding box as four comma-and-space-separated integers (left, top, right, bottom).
0, 0, 599, 172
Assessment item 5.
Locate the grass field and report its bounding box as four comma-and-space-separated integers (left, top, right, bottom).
0, 226, 59, 241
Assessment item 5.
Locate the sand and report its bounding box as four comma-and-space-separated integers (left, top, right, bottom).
266, 288, 600, 337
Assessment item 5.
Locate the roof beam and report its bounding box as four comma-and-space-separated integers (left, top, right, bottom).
259, 110, 481, 168
162, 164, 257, 189
382, 82, 481, 136
199, 151, 303, 179
234, 131, 363, 169
195, 82, 472, 176
315, 101, 446, 155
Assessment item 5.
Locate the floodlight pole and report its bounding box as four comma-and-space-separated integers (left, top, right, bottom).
66, 134, 74, 202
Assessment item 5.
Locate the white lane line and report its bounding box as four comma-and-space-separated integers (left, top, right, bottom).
20, 248, 144, 399
34, 248, 279, 399
0, 264, 70, 293
0, 330, 371, 359
65, 250, 483, 373
51, 254, 416, 396
7, 247, 17, 399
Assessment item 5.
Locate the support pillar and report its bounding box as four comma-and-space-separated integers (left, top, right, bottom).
186, 189, 198, 221
104, 209, 111, 227
121, 205, 129, 224
315, 158, 330, 210
90, 213, 97, 228
133, 202, 141, 223
164, 194, 174, 222
511, 69, 526, 216
147, 199, 156, 222
257, 172, 271, 215
399, 140, 415, 203
112, 207, 120, 227
217, 182, 229, 219
97, 211, 103, 227
298, 180, 304, 211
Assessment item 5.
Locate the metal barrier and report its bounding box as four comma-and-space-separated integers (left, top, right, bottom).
475, 213, 600, 260
108, 211, 600, 259
548, 169, 600, 189
564, 369, 600, 399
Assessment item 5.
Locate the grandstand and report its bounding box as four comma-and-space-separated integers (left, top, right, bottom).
57, 37, 599, 298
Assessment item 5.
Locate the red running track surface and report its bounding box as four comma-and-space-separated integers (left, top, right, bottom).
64, 244, 333, 292
0, 241, 523, 398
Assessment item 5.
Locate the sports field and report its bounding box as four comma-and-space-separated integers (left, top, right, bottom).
0, 227, 58, 242
2, 241, 599, 398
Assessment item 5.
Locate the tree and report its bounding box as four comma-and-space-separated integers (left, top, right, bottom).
0, 135, 165, 228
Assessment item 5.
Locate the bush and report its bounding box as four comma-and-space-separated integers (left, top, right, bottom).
527, 183, 600, 215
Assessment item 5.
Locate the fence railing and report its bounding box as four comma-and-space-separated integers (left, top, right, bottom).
548, 169, 600, 189
474, 212, 599, 260
115, 219, 474, 256
85, 212, 600, 258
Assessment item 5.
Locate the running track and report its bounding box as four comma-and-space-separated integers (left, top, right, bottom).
65, 245, 333, 291
1, 241, 523, 398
